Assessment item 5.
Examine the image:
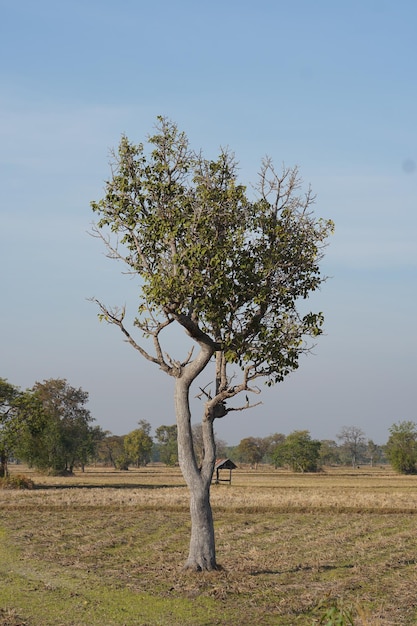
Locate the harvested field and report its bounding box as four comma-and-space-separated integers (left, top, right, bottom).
1, 465, 417, 625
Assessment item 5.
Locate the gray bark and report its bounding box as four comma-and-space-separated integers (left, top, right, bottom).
185, 484, 216, 570
174, 342, 219, 571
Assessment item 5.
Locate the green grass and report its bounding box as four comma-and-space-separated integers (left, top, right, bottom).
1, 465, 417, 625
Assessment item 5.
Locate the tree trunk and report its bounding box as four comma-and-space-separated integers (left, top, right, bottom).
0, 452, 8, 478
184, 482, 217, 571
174, 343, 219, 571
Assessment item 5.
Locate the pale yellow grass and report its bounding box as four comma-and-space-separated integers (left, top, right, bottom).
3, 464, 417, 512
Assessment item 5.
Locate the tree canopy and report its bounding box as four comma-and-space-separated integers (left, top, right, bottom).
124, 420, 153, 467
91, 116, 333, 395
17, 379, 99, 475
272, 430, 321, 472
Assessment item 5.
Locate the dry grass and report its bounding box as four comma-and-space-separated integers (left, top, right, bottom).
1, 464, 417, 625
5, 465, 417, 513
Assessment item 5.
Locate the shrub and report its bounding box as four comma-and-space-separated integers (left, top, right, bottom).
0, 474, 35, 490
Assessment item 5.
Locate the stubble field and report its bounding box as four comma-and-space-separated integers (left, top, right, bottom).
1, 464, 417, 625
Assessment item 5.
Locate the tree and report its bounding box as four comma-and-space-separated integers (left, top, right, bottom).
124, 420, 153, 467
17, 379, 96, 474
365, 439, 385, 467
263, 432, 286, 464
155, 424, 178, 466
237, 436, 268, 468
386, 421, 417, 474
0, 379, 21, 477
272, 430, 321, 472
337, 426, 366, 468
318, 439, 341, 466
96, 432, 125, 468
78, 424, 106, 471
91, 116, 333, 570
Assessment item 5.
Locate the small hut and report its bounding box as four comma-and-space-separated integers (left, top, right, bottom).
214, 459, 237, 485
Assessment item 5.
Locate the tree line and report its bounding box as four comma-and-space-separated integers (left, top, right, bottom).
0, 377, 228, 476
233, 427, 384, 471
1, 377, 416, 477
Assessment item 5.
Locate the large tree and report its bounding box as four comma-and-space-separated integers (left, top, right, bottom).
91, 117, 333, 570
17, 379, 96, 474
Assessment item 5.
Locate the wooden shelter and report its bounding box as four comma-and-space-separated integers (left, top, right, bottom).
213, 458, 237, 485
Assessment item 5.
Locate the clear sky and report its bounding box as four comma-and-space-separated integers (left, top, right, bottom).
1, 0, 416, 446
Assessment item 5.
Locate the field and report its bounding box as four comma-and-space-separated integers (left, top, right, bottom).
2, 465, 417, 625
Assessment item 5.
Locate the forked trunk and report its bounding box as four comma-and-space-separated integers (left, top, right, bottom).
174, 345, 219, 571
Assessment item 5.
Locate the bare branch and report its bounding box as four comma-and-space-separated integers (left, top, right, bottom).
195, 382, 213, 400
89, 298, 176, 376
226, 400, 263, 414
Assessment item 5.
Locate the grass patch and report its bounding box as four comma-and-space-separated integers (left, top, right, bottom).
1, 465, 417, 624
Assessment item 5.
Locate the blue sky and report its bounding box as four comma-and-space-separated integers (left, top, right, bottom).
1, 0, 416, 446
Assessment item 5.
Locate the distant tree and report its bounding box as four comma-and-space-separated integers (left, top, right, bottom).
215, 438, 229, 460
263, 432, 286, 463
124, 420, 153, 467
155, 424, 178, 466
0, 379, 21, 477
386, 421, 417, 474
272, 430, 321, 472
90, 116, 333, 570
365, 439, 385, 467
17, 379, 96, 475
318, 439, 341, 466
96, 432, 125, 468
78, 424, 106, 471
237, 437, 269, 468
337, 426, 367, 468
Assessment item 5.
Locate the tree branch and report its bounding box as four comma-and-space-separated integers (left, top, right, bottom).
90, 298, 176, 376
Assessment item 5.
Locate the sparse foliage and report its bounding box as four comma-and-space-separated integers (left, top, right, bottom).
337, 426, 367, 468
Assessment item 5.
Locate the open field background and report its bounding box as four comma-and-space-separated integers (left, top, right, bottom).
2, 465, 417, 625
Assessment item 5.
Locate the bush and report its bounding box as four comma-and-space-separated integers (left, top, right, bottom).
0, 474, 35, 490
115, 454, 130, 471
